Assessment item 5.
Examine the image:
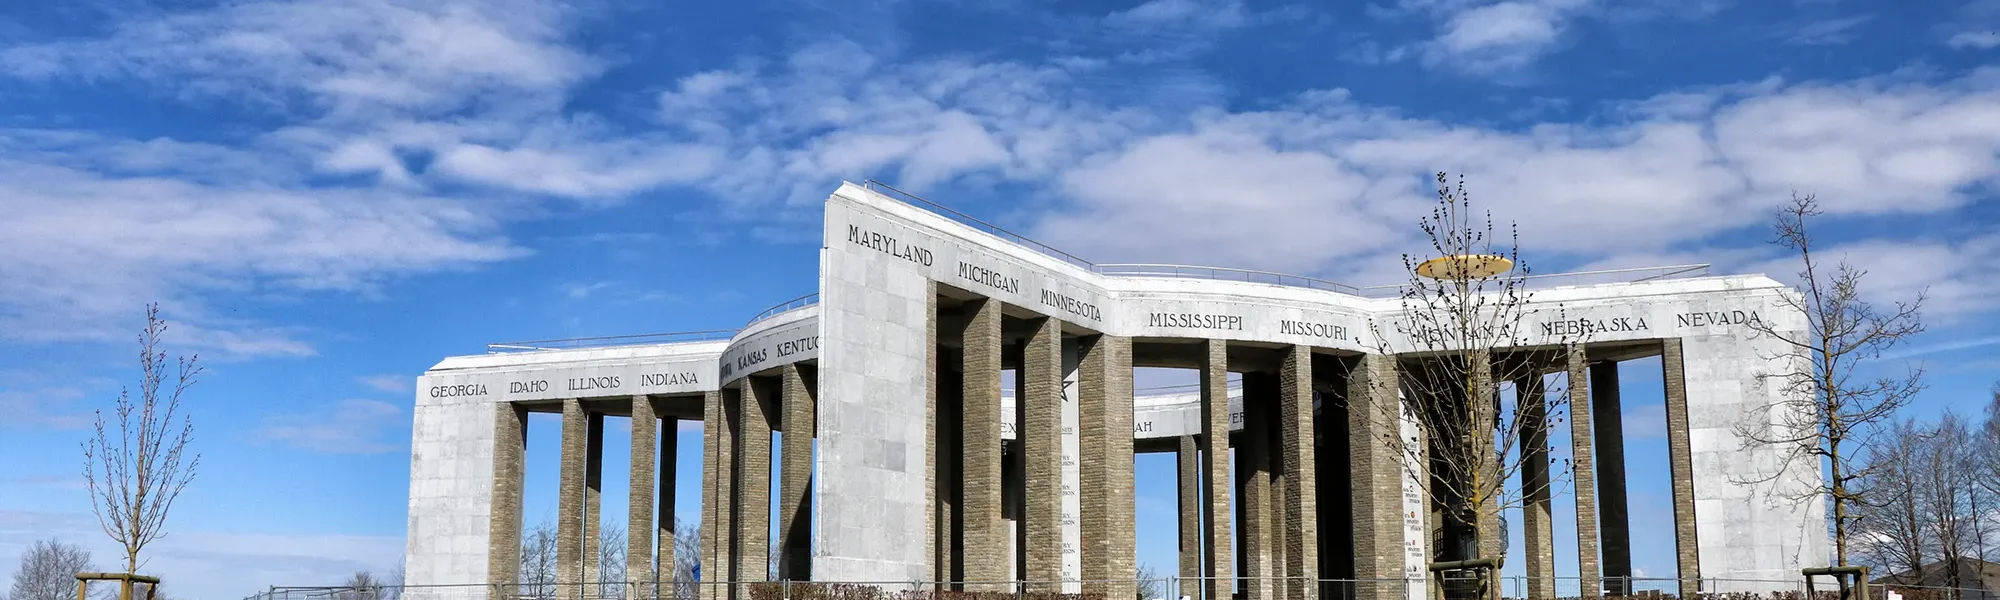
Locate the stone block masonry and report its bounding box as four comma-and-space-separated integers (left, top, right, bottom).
1278, 346, 1317, 600
735, 379, 773, 583
1518, 375, 1555, 600
960, 298, 1006, 591
1347, 354, 1404, 600
781, 364, 816, 581
1569, 347, 1602, 599
1199, 340, 1234, 600
1661, 339, 1701, 599
1022, 318, 1063, 590
488, 403, 526, 594
557, 399, 587, 600
627, 396, 656, 600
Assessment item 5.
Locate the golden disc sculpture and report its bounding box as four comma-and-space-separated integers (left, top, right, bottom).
1416, 254, 1514, 280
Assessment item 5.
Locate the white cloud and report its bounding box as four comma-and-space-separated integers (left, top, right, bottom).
1623, 404, 1666, 440
1381, 0, 1595, 75
1105, 0, 1250, 31
0, 141, 526, 354
1, 0, 593, 117
0, 509, 404, 600
1783, 15, 1873, 46
256, 399, 407, 454
358, 375, 413, 394
1942, 1, 2000, 49
1950, 31, 2000, 49
1010, 69, 2000, 295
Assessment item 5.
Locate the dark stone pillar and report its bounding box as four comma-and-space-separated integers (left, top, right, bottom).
960, 298, 1006, 590
1518, 376, 1555, 600
1021, 318, 1064, 590
1660, 340, 1702, 599
1178, 434, 1203, 585
1199, 340, 1235, 600
780, 365, 815, 581
1592, 361, 1631, 596
1569, 347, 1602, 599
489, 403, 527, 599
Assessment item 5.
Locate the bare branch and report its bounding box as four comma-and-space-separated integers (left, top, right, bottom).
82, 304, 202, 575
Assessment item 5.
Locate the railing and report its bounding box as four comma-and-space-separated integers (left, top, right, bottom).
745, 293, 820, 328
486, 330, 739, 353
1357, 264, 1713, 296
859, 180, 1714, 299
1096, 263, 1364, 294
863, 180, 1097, 271
251, 576, 1995, 600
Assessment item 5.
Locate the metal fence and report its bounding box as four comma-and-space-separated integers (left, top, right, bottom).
240, 577, 1998, 600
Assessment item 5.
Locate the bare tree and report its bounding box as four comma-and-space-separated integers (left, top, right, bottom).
522, 518, 559, 600
1365, 172, 1580, 575
83, 304, 202, 575
1135, 564, 1165, 600
335, 572, 382, 600
1854, 419, 1927, 576
1737, 193, 1927, 566
599, 525, 627, 600
8, 539, 93, 600
1918, 413, 1977, 596
670, 520, 701, 600
383, 565, 405, 600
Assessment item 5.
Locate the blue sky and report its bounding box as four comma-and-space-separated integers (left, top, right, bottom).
3, 0, 2000, 597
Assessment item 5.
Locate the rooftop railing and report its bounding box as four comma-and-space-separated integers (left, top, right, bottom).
486, 330, 738, 353
859, 180, 1714, 298
745, 293, 820, 328
1097, 263, 1365, 294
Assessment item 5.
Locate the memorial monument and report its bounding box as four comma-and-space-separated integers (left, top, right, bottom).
403, 182, 1829, 600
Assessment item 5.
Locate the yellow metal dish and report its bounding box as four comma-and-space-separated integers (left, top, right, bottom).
1415, 254, 1514, 279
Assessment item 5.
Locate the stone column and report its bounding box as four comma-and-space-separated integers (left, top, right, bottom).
1592, 361, 1631, 596
1178, 434, 1202, 585
709, 390, 736, 598
489, 403, 527, 599
925, 285, 941, 588
699, 391, 723, 600
937, 363, 964, 588
1517, 375, 1555, 600
1569, 347, 1602, 599
1279, 346, 1318, 600
961, 298, 1006, 590
780, 364, 815, 581
1660, 340, 1701, 599
629, 396, 657, 600
1239, 372, 1275, 600
660, 416, 678, 590
1348, 354, 1405, 600
1022, 317, 1064, 590
586, 413, 605, 594
1199, 339, 1235, 600
735, 379, 773, 584
1080, 335, 1136, 597
1469, 350, 1502, 566
558, 399, 588, 600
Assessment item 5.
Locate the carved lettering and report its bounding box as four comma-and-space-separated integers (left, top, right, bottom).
641, 372, 699, 387
1540, 316, 1650, 337
846, 224, 933, 266
1279, 319, 1350, 340
1676, 310, 1763, 328
429, 383, 488, 398
1040, 289, 1101, 322
1147, 312, 1245, 331
956, 261, 1021, 295
565, 376, 621, 392
776, 335, 819, 357
508, 380, 548, 394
